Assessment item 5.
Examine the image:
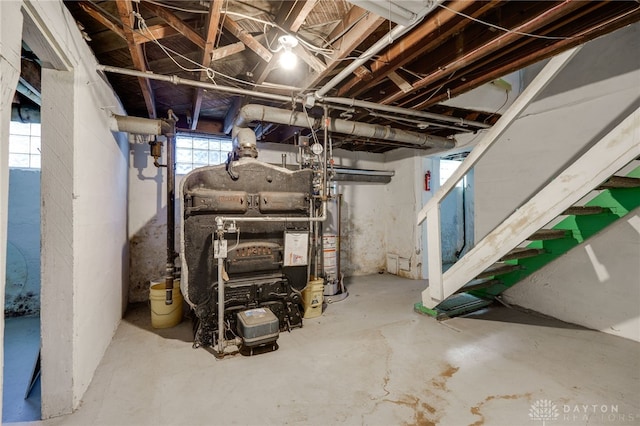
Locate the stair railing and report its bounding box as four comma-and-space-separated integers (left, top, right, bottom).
417, 47, 583, 308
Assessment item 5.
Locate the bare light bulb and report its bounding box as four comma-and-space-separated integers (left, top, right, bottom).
279, 49, 298, 70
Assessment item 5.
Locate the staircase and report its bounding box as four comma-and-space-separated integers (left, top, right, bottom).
414, 47, 640, 319
417, 162, 640, 320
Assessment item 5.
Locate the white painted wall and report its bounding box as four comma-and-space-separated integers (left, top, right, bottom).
475, 23, 640, 240
383, 150, 423, 279
504, 208, 640, 342
0, 1, 24, 418
5, 169, 40, 316
15, 0, 129, 418
473, 24, 640, 341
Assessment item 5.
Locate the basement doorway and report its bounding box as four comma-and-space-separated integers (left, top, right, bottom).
439, 154, 474, 268
3, 117, 42, 421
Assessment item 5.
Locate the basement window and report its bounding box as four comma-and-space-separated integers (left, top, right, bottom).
175, 133, 233, 175
440, 159, 463, 187
8, 121, 41, 169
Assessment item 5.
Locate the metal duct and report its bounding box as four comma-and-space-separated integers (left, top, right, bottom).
234, 104, 455, 151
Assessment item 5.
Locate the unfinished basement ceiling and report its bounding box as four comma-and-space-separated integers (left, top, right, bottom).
62, 0, 640, 153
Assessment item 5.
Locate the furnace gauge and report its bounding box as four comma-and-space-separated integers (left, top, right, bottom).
311, 143, 323, 155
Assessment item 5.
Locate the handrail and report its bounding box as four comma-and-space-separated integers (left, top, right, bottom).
417, 45, 581, 306
422, 105, 640, 307
417, 46, 582, 225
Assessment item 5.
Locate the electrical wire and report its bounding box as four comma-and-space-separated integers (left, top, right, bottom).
437, 3, 574, 41
484, 89, 509, 123
141, 0, 209, 14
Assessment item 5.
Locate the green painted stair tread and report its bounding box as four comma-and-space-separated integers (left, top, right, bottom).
470, 165, 640, 300
597, 176, 640, 189
476, 263, 523, 279
528, 229, 569, 240
414, 294, 492, 320
562, 206, 608, 216
500, 247, 546, 261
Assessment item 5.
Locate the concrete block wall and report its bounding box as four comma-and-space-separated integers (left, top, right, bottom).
11, 0, 129, 418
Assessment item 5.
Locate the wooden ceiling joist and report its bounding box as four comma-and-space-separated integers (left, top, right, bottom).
410, 3, 640, 110
191, 0, 223, 130
132, 24, 179, 44
141, 1, 206, 49
223, 16, 273, 63
78, 1, 126, 40
337, 0, 500, 98
115, 0, 156, 118
300, 5, 385, 91
380, 0, 584, 106
253, 0, 319, 85
210, 42, 245, 62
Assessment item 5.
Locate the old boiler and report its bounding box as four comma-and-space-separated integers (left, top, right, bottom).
180, 129, 323, 356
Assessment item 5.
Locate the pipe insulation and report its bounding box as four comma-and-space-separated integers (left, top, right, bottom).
109, 113, 172, 135
234, 104, 455, 150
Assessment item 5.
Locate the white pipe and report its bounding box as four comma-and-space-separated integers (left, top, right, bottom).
323, 97, 491, 129
216, 201, 327, 224
314, 24, 412, 99
234, 104, 455, 150
109, 113, 169, 135
99, 64, 485, 131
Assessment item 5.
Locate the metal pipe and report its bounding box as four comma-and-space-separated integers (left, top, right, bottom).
234, 104, 455, 150
216, 200, 327, 224
98, 64, 294, 104
98, 64, 483, 131
164, 119, 177, 305
322, 97, 491, 129
109, 113, 172, 135
216, 230, 225, 355
368, 111, 476, 133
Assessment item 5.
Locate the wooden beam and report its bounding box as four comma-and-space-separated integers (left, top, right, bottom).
337, 0, 499, 97
299, 5, 384, 90
281, 0, 318, 33
132, 24, 180, 44
387, 71, 413, 93
78, 1, 126, 40
293, 44, 326, 74
192, 0, 223, 130
253, 0, 319, 85
223, 16, 273, 62
142, 1, 206, 49
115, 0, 156, 118
416, 6, 640, 109
382, 0, 583, 105
210, 42, 245, 61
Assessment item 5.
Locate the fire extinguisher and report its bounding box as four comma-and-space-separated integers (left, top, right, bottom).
424, 170, 431, 191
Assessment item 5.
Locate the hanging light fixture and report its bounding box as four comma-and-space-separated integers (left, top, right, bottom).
278, 35, 299, 70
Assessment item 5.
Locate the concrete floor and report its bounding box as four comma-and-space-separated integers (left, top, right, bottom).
22, 274, 640, 425
3, 316, 41, 423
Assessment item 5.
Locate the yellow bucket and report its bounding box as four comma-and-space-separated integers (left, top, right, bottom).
302, 278, 324, 319
149, 279, 183, 329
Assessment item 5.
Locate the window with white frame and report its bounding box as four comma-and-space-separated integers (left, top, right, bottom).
175, 133, 233, 175
9, 121, 41, 169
